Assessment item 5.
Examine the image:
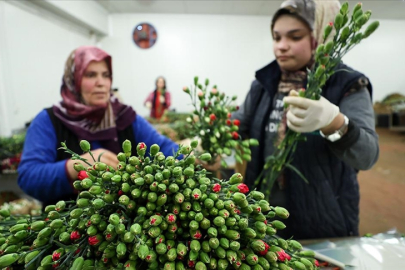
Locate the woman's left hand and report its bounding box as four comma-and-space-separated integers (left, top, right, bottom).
283, 95, 340, 133
193, 155, 221, 173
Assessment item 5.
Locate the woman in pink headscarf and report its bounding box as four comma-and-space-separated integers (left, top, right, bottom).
18, 46, 179, 205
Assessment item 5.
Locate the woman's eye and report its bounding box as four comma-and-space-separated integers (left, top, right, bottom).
85, 72, 96, 78
103, 73, 111, 78
273, 36, 281, 41
292, 36, 302, 41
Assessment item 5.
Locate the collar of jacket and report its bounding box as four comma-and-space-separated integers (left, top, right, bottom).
255, 60, 281, 98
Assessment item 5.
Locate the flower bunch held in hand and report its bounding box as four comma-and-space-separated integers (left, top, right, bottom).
183, 77, 258, 167
259, 2, 380, 199
0, 140, 319, 270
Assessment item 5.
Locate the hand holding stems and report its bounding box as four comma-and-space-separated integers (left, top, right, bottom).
60, 142, 118, 181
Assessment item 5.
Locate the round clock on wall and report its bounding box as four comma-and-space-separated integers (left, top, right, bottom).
132, 23, 157, 49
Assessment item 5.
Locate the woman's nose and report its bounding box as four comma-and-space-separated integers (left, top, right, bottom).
276, 37, 289, 51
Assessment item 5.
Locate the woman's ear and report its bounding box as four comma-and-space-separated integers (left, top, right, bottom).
311, 36, 318, 54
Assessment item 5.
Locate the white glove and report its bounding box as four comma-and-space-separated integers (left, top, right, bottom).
283, 96, 339, 133
145, 101, 152, 109
159, 96, 165, 103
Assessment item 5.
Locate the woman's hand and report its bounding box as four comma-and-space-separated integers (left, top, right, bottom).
145, 101, 152, 109
197, 155, 222, 172
283, 91, 340, 133
66, 148, 118, 180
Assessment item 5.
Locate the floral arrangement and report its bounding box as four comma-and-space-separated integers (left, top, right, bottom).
259, 2, 380, 197
0, 140, 318, 270
0, 132, 26, 174
183, 78, 258, 167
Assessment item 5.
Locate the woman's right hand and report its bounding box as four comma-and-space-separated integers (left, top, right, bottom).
66, 148, 119, 181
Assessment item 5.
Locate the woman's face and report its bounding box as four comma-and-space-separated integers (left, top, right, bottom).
81, 60, 111, 107
272, 15, 313, 71
156, 78, 165, 90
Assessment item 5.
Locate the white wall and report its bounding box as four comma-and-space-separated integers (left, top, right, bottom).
343, 20, 405, 101
103, 14, 405, 117
0, 1, 96, 136
101, 14, 274, 117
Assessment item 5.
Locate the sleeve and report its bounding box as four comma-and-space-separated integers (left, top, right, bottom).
133, 115, 179, 157
231, 81, 257, 138
17, 110, 74, 202
326, 87, 379, 170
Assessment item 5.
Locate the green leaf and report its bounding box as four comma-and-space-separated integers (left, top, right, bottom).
285, 163, 309, 184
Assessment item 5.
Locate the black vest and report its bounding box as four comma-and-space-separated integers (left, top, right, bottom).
246, 61, 372, 239
45, 108, 137, 205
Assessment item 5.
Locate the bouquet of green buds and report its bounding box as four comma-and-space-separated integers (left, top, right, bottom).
183, 77, 258, 167
0, 140, 318, 270
259, 1, 380, 197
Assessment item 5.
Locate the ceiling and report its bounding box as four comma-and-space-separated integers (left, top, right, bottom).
96, 0, 405, 20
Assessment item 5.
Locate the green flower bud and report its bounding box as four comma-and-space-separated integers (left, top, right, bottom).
271, 220, 286, 230
246, 253, 259, 266
0, 253, 19, 268
122, 139, 132, 153
199, 153, 212, 162
9, 223, 28, 234
37, 227, 52, 239
183, 167, 194, 177
340, 2, 348, 14
240, 205, 253, 214
314, 65, 326, 79
243, 228, 256, 239
49, 219, 63, 229
30, 221, 46, 232
148, 227, 161, 238
80, 178, 93, 189
265, 251, 277, 263
73, 162, 86, 172
363, 21, 380, 39
258, 257, 270, 269
288, 239, 303, 250
76, 198, 89, 208
13, 230, 29, 241
323, 23, 333, 41
334, 13, 343, 29
352, 2, 362, 16
274, 206, 289, 219
80, 140, 91, 152
229, 173, 243, 184
225, 230, 240, 240
209, 238, 220, 249
218, 259, 229, 270
44, 205, 55, 213
266, 225, 277, 236
136, 142, 147, 156
59, 232, 70, 244
32, 237, 49, 248
299, 250, 315, 257
116, 153, 126, 164
190, 240, 201, 252
215, 246, 226, 259
300, 258, 314, 269
355, 14, 368, 26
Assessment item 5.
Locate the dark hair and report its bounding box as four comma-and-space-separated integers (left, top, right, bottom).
155, 76, 166, 91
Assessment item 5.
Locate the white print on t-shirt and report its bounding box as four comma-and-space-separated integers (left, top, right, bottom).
265, 96, 284, 132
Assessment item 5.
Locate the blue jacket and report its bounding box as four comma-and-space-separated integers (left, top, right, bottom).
236, 60, 377, 239
18, 109, 179, 204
